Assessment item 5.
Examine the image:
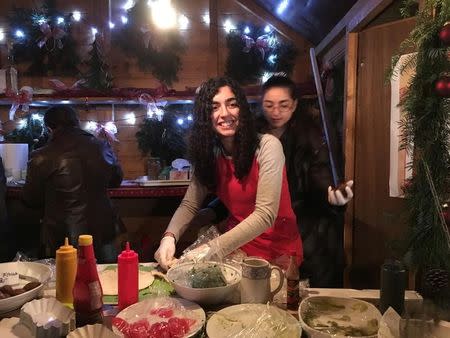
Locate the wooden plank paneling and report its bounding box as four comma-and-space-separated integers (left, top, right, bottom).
350, 18, 415, 288
342, 32, 358, 288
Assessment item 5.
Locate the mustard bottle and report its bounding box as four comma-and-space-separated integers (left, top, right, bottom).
56, 237, 77, 305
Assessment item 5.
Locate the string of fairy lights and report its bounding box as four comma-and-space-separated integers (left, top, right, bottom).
1, 0, 292, 135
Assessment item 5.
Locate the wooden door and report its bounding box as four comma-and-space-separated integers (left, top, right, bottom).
349, 18, 416, 288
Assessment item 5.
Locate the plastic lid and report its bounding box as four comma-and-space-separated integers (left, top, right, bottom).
119, 242, 138, 260
78, 234, 93, 246
56, 237, 76, 254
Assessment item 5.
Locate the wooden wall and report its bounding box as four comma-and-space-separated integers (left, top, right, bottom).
348, 18, 416, 288
0, 0, 312, 179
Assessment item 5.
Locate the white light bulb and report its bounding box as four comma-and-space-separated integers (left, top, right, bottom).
109, 21, 115, 29
264, 25, 271, 33
125, 113, 136, 125
268, 54, 277, 64
57, 17, 64, 25
150, 0, 177, 29
73, 11, 82, 22
202, 13, 210, 25
18, 119, 28, 129
244, 26, 251, 34
91, 27, 98, 37
86, 121, 97, 131
123, 0, 134, 10
187, 114, 193, 121
15, 30, 25, 38
178, 15, 189, 30
31, 113, 44, 121
0, 29, 4, 42
224, 19, 236, 33
276, 0, 289, 15
177, 118, 184, 125
36, 17, 47, 25
121, 16, 128, 24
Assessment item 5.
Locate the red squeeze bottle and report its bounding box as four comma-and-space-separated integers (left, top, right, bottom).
118, 242, 139, 310
73, 235, 103, 327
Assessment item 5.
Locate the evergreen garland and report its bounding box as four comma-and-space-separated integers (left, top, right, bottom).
7, 0, 79, 76
5, 113, 48, 151
136, 108, 190, 165
391, 0, 450, 306
225, 24, 298, 85
113, 0, 185, 86
81, 35, 113, 91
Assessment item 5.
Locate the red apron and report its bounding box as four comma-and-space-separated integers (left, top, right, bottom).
216, 155, 303, 266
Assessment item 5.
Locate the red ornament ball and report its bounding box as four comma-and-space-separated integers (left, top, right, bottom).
435, 77, 450, 97
439, 22, 450, 46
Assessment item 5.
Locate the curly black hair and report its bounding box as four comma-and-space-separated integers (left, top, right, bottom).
188, 77, 258, 189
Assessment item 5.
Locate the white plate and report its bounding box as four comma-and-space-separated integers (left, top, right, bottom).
137, 180, 190, 186
113, 297, 205, 337
207, 303, 301, 338
0, 262, 52, 314
299, 296, 381, 338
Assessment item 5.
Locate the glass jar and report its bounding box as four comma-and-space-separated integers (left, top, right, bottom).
147, 157, 161, 180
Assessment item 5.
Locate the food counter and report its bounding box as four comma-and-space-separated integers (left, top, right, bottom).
5, 181, 194, 262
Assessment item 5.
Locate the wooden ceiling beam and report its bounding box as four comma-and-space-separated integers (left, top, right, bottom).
233, 0, 310, 50
315, 0, 394, 56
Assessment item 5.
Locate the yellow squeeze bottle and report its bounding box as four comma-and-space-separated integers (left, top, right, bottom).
56, 237, 77, 305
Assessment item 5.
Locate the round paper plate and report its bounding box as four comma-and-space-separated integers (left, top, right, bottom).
112, 297, 205, 338
207, 303, 301, 338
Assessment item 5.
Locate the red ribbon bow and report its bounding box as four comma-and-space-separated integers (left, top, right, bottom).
242, 34, 271, 59
6, 86, 33, 120
38, 23, 65, 49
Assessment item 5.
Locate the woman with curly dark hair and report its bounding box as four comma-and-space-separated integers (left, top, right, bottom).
155, 77, 303, 270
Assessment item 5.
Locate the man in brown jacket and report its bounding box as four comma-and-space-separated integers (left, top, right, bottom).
22, 106, 124, 262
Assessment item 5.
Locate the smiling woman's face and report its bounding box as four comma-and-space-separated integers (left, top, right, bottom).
211, 85, 240, 140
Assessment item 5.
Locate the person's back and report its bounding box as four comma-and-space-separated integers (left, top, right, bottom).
23, 106, 123, 261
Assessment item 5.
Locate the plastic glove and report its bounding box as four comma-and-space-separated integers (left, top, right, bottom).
328, 180, 354, 206
183, 239, 221, 263
154, 236, 176, 271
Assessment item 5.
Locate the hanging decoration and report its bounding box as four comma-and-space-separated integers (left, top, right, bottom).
6, 86, 33, 120
225, 23, 298, 85
136, 107, 191, 165
439, 21, 450, 45
113, 0, 185, 86
7, 0, 80, 76
434, 75, 450, 97
81, 34, 114, 91
5, 112, 48, 150
390, 0, 450, 307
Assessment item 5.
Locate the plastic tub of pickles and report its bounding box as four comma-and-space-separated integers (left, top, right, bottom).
166, 261, 242, 305
298, 296, 381, 338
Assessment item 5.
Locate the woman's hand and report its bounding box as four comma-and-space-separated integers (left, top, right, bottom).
328, 180, 354, 206
154, 236, 176, 271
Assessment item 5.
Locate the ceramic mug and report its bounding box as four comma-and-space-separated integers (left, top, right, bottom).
240, 257, 284, 304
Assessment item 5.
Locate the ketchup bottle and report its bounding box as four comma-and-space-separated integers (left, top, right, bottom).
118, 242, 139, 310
73, 235, 103, 327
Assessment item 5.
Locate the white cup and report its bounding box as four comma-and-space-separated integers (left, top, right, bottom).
240, 257, 284, 304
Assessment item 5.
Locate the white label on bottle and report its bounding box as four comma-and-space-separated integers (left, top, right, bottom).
0, 272, 19, 287
88, 281, 103, 310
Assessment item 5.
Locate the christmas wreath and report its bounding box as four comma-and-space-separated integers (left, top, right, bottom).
7, 0, 80, 76
113, 0, 185, 86
225, 24, 298, 85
